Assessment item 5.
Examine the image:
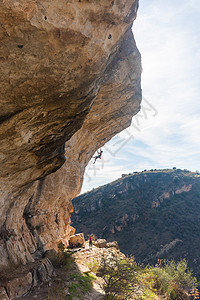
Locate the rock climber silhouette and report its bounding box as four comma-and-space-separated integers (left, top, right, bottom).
93, 149, 103, 164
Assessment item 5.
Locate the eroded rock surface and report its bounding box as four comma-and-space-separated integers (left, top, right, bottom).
0, 258, 54, 299
0, 0, 141, 270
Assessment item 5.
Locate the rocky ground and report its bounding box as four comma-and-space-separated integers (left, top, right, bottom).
15, 241, 123, 300
1, 239, 194, 300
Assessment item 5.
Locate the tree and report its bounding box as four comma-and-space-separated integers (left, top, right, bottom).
97, 253, 139, 300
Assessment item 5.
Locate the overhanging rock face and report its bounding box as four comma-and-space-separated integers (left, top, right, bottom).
0, 0, 142, 269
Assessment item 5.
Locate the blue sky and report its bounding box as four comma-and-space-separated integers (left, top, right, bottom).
81, 0, 200, 193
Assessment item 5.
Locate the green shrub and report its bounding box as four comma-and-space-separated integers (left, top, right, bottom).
97, 253, 139, 300
150, 266, 172, 294
150, 259, 198, 299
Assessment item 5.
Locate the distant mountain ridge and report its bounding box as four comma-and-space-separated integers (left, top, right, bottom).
71, 169, 200, 278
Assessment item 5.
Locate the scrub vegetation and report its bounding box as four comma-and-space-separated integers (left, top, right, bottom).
96, 253, 199, 300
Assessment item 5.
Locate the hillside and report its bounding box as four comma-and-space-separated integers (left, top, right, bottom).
71, 169, 200, 278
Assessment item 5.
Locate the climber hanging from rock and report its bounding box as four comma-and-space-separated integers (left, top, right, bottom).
93, 149, 103, 164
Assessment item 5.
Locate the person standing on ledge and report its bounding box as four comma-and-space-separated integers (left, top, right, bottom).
89, 234, 94, 250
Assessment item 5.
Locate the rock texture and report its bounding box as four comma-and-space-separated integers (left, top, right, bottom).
69, 233, 85, 247
0, 258, 54, 299
20, 241, 124, 300
0, 0, 141, 270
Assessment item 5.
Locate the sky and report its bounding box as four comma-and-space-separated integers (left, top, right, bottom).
81, 0, 200, 193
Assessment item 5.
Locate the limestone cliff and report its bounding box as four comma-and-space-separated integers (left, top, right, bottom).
0, 0, 141, 269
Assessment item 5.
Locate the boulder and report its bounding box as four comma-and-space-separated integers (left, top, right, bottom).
0, 258, 54, 299
5, 272, 32, 300
69, 233, 85, 248
43, 258, 54, 277
93, 239, 107, 248
35, 258, 54, 283
107, 241, 119, 250
44, 249, 57, 260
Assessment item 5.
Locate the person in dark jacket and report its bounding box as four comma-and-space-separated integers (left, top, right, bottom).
89, 234, 94, 249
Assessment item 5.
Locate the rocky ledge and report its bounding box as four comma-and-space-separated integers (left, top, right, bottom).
0, 0, 141, 270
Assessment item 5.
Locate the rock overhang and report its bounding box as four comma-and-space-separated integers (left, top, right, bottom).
0, 0, 142, 270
